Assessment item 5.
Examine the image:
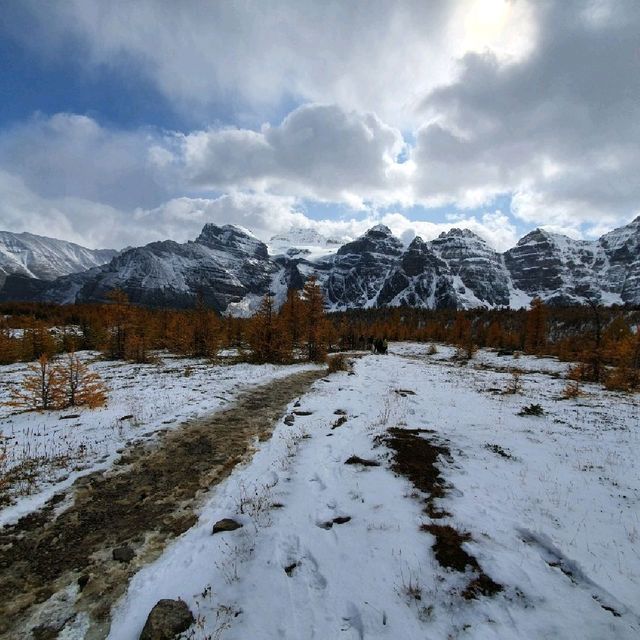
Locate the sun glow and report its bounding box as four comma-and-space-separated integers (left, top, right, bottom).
453, 0, 537, 62
465, 0, 511, 45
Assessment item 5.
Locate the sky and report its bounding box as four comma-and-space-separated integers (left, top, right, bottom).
0, 0, 638, 251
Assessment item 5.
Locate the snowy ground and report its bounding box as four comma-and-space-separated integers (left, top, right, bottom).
99, 343, 639, 640
0, 353, 317, 526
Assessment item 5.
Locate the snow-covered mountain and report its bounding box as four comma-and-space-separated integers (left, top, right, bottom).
0, 225, 278, 312
2, 217, 640, 312
268, 227, 344, 261
0, 231, 117, 286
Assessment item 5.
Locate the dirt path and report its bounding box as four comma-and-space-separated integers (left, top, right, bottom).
0, 368, 325, 640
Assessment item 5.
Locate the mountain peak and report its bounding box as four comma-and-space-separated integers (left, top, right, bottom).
367, 224, 393, 237
407, 235, 428, 251
196, 223, 268, 259
437, 228, 485, 242
270, 227, 328, 246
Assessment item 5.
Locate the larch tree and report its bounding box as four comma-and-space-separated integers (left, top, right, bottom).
104, 289, 131, 360
248, 293, 291, 363
191, 293, 220, 358
280, 287, 303, 351
57, 353, 108, 408
524, 297, 548, 354
301, 276, 331, 362
451, 314, 476, 360
10, 354, 64, 411
0, 318, 18, 365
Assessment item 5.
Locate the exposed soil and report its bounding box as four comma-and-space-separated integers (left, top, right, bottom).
0, 368, 324, 640
383, 427, 503, 601
382, 427, 450, 519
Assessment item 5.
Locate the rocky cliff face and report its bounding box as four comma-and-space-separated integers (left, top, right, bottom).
2, 217, 640, 312
598, 216, 640, 304
318, 225, 404, 308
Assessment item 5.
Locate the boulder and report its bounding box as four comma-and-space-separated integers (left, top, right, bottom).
139, 599, 194, 640
212, 518, 243, 534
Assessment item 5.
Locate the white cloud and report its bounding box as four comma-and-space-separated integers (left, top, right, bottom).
0, 113, 177, 210
1, 2, 639, 249
7, 0, 537, 129
412, 1, 640, 231
133, 193, 310, 242
182, 104, 409, 205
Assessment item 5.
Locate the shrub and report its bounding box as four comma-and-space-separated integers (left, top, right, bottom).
561, 380, 582, 399
503, 368, 523, 394
9, 353, 107, 411
518, 403, 544, 416
327, 353, 349, 373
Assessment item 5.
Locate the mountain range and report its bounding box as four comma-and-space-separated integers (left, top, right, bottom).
0, 231, 118, 288
1, 216, 639, 313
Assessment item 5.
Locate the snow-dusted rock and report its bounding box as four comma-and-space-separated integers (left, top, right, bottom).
2, 217, 640, 310
0, 231, 116, 285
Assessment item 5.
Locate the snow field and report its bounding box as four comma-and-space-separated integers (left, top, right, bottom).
109, 343, 639, 639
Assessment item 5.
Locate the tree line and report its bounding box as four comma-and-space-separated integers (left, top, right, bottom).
1, 285, 639, 392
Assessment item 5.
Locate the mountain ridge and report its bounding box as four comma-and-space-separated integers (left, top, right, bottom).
0, 231, 118, 287
1, 218, 639, 312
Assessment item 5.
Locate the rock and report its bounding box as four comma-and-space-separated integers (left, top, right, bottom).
32, 626, 60, 640
212, 518, 243, 534
344, 455, 380, 467
112, 545, 135, 563
332, 416, 348, 429
319, 515, 352, 529
139, 599, 194, 640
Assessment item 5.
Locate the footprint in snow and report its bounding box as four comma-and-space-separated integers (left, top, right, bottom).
309, 472, 327, 491
341, 602, 365, 639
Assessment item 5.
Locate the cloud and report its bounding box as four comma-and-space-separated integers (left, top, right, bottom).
133, 193, 310, 242
4, 0, 535, 128
183, 104, 409, 205
0, 163, 518, 254
413, 0, 640, 229
1, 2, 639, 249
0, 113, 178, 211
0, 170, 131, 248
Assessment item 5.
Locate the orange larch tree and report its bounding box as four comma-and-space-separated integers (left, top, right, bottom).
301, 276, 331, 362
10, 354, 64, 411
524, 297, 547, 354
248, 293, 291, 363
57, 353, 108, 408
